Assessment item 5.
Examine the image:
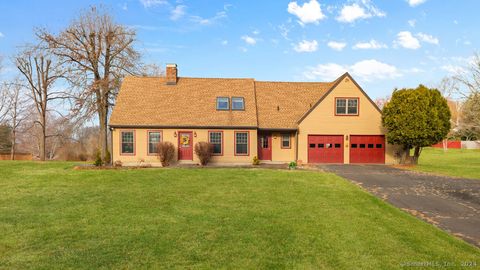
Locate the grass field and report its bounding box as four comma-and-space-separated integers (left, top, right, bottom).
0, 162, 478, 269
414, 147, 480, 179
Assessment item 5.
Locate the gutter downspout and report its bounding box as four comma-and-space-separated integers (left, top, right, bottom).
295, 130, 299, 162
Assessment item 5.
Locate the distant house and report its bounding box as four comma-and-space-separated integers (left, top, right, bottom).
109, 64, 397, 165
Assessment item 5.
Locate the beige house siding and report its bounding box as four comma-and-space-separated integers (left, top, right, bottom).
297, 77, 399, 164
112, 128, 257, 166
270, 132, 296, 162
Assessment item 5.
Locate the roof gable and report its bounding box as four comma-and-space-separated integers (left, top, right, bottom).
296, 73, 381, 124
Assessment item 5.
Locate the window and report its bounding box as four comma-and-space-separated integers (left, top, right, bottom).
281, 134, 290, 148
376, 144, 383, 148
235, 132, 249, 155
260, 136, 269, 148
148, 131, 162, 154
360, 144, 366, 148
335, 143, 341, 148
336, 98, 359, 115
318, 144, 324, 148
351, 144, 358, 148
309, 144, 316, 148
348, 99, 358, 114
209, 131, 223, 155
368, 144, 374, 148
232, 97, 245, 110
121, 131, 134, 154
216, 97, 229, 110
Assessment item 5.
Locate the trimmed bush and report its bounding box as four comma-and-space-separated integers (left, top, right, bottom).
104, 150, 111, 165
93, 149, 103, 167
252, 156, 260, 165
194, 142, 213, 166
156, 142, 175, 167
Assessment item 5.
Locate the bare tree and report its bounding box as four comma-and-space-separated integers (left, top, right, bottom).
453, 53, 480, 97
15, 45, 66, 161
0, 57, 12, 123
4, 80, 30, 160
38, 6, 140, 162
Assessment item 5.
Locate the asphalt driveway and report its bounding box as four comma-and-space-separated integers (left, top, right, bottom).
320, 165, 480, 247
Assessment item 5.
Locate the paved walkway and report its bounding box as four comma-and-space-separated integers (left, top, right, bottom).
320, 165, 480, 247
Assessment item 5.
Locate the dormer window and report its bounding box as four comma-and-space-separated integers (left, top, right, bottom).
232, 97, 245, 110
335, 98, 359, 116
216, 97, 229, 110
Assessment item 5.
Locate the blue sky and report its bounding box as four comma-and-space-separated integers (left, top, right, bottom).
0, 0, 478, 99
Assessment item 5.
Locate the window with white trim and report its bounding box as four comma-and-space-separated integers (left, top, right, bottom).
235, 132, 249, 155
209, 132, 223, 155
121, 131, 134, 154
148, 131, 162, 154
216, 97, 229, 110
281, 134, 290, 148
336, 98, 359, 115
232, 97, 245, 110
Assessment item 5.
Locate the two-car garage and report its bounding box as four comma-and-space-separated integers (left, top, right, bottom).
308, 135, 385, 164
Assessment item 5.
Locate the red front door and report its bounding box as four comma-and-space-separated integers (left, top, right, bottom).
258, 133, 272, 160
350, 135, 385, 164
308, 135, 344, 163
178, 131, 193, 160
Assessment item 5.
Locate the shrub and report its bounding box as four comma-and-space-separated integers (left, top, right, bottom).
93, 149, 103, 167
194, 142, 213, 166
114, 160, 123, 167
156, 141, 175, 167
104, 150, 111, 165
252, 156, 260, 165
289, 161, 297, 170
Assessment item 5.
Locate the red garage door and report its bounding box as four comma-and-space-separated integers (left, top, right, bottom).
308, 135, 344, 163
350, 135, 385, 164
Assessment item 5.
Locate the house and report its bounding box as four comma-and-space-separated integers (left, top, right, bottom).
109, 64, 398, 165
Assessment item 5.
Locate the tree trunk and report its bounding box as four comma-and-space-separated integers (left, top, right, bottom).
442, 139, 448, 152
97, 103, 108, 163
10, 129, 16, 160
412, 146, 422, 165
40, 123, 46, 161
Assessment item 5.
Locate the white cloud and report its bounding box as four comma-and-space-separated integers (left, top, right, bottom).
336, 0, 386, 23
407, 0, 427, 7
408, 19, 416, 27
441, 65, 466, 75
221, 40, 228, 45
304, 63, 347, 80
395, 31, 421, 49
0, 32, 4, 38
241, 35, 257, 45
353, 40, 387, 50
350, 60, 401, 81
121, 3, 128, 11
139, 0, 168, 8
190, 11, 227, 25
294, 40, 318, 52
417, 32, 439, 45
170, 5, 186, 20
287, 0, 326, 25
327, 41, 347, 51
304, 59, 401, 82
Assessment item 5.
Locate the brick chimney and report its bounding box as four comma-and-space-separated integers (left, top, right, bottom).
166, 63, 177, 85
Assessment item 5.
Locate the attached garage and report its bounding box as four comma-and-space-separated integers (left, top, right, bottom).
308, 135, 344, 163
350, 135, 385, 164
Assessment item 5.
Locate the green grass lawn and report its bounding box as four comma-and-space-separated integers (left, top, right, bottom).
414, 147, 480, 179
0, 162, 478, 269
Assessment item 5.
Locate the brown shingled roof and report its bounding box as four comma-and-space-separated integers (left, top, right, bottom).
110, 75, 337, 129
254, 81, 334, 129
109, 77, 258, 127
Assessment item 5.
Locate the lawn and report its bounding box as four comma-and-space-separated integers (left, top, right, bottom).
414, 147, 480, 179
0, 162, 478, 269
